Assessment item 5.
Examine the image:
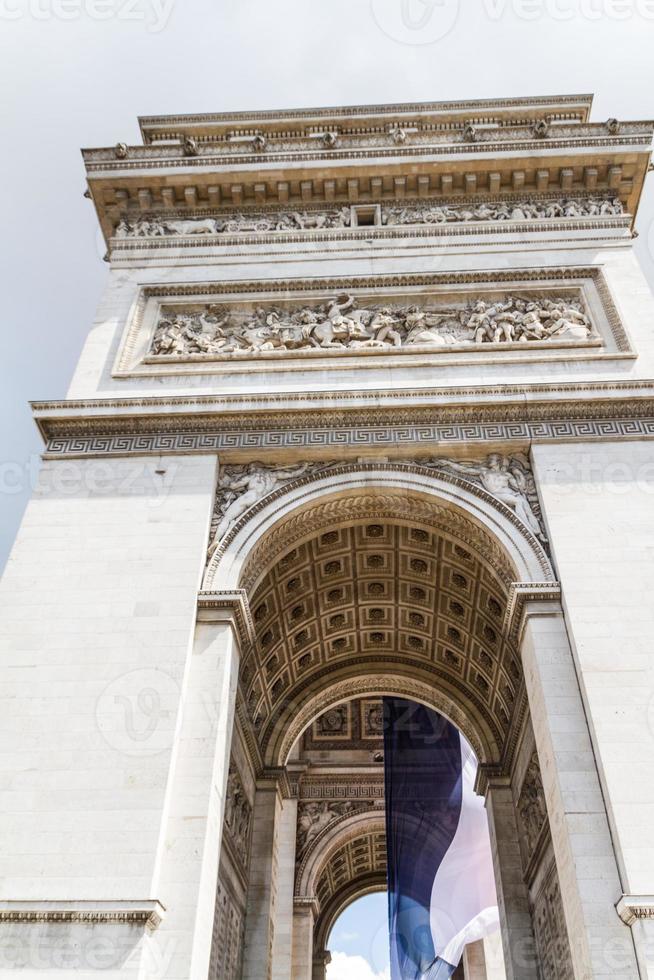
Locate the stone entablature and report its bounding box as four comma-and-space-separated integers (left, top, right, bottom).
82, 95, 652, 244
112, 268, 623, 378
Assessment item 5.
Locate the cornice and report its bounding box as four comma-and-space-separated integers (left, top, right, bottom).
0, 900, 165, 930
33, 378, 654, 418
84, 95, 653, 245
84, 122, 653, 169
30, 381, 654, 459
138, 94, 594, 135
616, 895, 654, 926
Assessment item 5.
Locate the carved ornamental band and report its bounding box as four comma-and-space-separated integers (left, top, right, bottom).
115, 197, 624, 238
151, 293, 596, 358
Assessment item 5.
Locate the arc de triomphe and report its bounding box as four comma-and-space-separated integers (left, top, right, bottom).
1, 94, 654, 980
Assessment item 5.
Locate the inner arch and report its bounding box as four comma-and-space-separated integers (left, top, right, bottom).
239, 517, 526, 769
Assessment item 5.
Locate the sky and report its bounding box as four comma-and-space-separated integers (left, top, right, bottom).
328, 892, 391, 978
2, 1, 654, 973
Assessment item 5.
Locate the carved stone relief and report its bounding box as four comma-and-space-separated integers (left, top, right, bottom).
207, 454, 546, 559
517, 752, 548, 864
296, 800, 370, 855
532, 863, 574, 980
413, 454, 545, 541
314, 705, 350, 739
114, 197, 624, 238
151, 293, 596, 358
208, 877, 245, 980
223, 764, 253, 871
208, 461, 337, 557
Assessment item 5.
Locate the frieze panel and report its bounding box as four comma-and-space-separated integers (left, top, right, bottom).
113, 196, 624, 239
111, 268, 630, 378
150, 293, 597, 358
207, 454, 546, 561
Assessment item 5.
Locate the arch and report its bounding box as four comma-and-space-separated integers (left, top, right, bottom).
275, 672, 490, 770
203, 463, 554, 594
297, 813, 388, 961
238, 508, 532, 767
317, 876, 387, 963
297, 809, 386, 900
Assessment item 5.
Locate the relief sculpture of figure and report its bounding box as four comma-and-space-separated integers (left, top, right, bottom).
151, 293, 594, 358
207, 462, 313, 556
431, 454, 545, 539
115, 197, 624, 239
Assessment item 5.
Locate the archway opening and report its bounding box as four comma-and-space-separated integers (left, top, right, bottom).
210, 483, 572, 980
326, 892, 389, 980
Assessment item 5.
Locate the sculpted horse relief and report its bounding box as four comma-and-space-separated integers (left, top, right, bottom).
150, 292, 597, 357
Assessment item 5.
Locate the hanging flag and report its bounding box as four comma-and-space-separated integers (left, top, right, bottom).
384, 698, 499, 979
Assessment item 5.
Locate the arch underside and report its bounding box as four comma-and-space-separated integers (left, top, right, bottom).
312, 826, 388, 956
242, 515, 529, 767
213, 469, 557, 977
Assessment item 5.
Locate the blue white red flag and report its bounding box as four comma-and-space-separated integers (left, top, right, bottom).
384, 698, 499, 979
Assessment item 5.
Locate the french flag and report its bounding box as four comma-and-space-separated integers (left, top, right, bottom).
384, 698, 499, 979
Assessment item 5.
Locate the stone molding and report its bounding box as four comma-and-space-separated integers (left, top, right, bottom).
0, 900, 165, 930
503, 583, 563, 645
83, 122, 653, 171
218, 475, 550, 591
37, 413, 654, 460
273, 674, 488, 772
616, 895, 654, 926
196, 589, 255, 648
138, 93, 593, 131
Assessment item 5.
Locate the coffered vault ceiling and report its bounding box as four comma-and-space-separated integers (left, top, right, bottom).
241, 519, 526, 765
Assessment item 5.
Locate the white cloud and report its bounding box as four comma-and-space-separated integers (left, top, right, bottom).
327, 951, 390, 980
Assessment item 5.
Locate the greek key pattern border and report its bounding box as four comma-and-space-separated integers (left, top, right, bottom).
43, 417, 654, 458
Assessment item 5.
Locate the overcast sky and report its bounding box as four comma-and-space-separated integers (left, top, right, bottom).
2, 2, 654, 972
